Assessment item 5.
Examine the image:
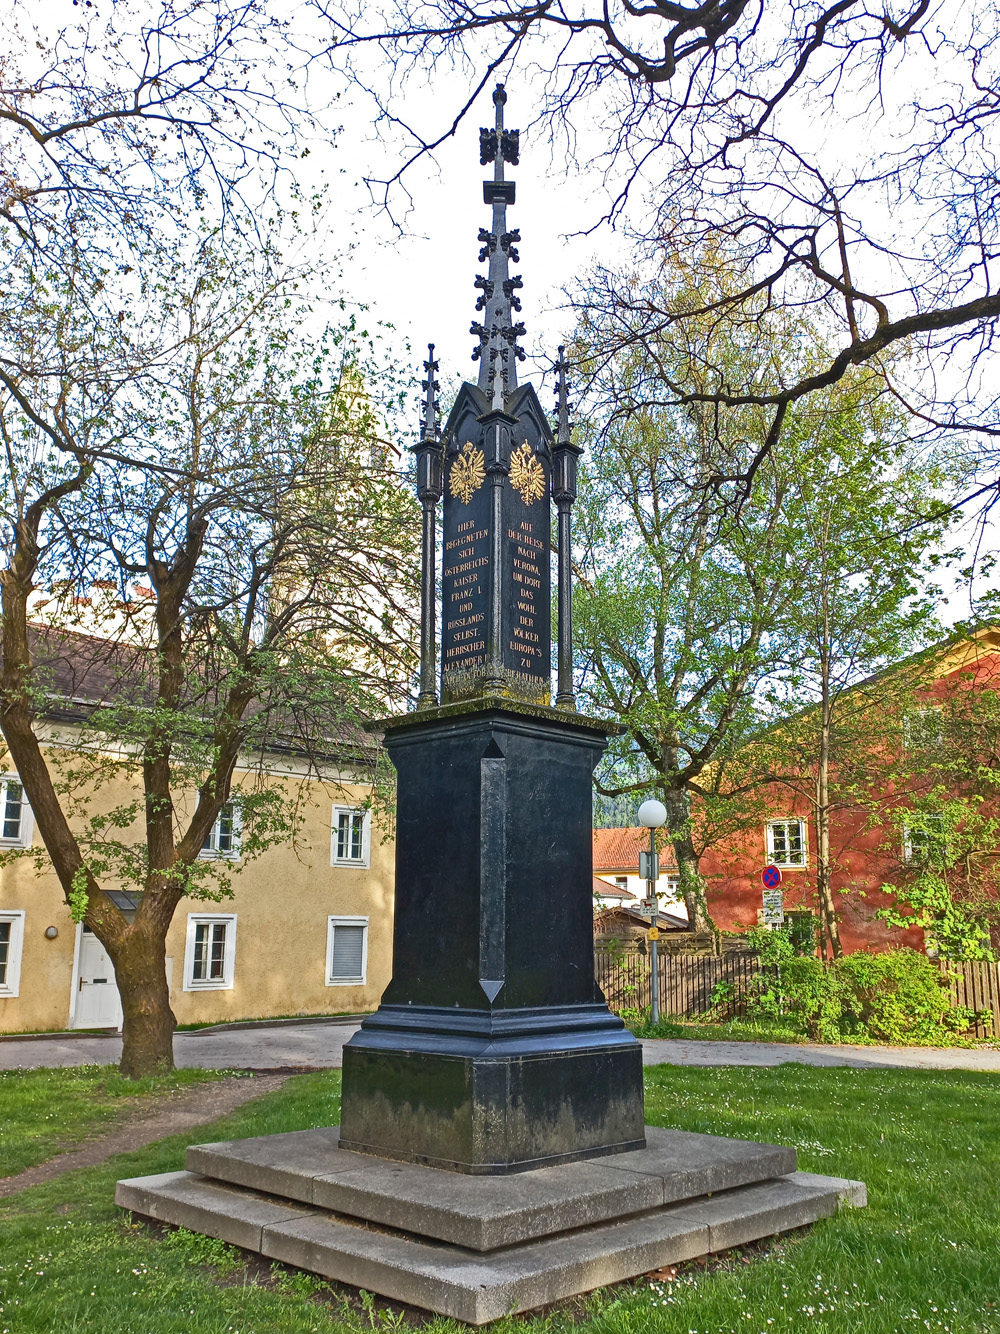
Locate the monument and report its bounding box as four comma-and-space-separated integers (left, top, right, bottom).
337, 83, 645, 1175
117, 86, 865, 1323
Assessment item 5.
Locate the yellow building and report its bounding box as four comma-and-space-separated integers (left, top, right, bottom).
0, 729, 395, 1035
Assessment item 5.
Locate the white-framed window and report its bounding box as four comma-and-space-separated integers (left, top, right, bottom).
662, 873, 681, 899
326, 916, 369, 986
0, 776, 33, 849
0, 911, 25, 997
614, 876, 628, 890
200, 802, 241, 859
767, 819, 807, 868
331, 806, 370, 868
183, 913, 237, 990
903, 814, 946, 865
904, 706, 943, 750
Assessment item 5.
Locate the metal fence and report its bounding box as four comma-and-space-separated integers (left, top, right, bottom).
595, 950, 1000, 1037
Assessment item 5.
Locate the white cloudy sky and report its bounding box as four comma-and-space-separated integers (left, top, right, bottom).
299, 75, 630, 403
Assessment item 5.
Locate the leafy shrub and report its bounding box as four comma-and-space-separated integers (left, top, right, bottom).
787, 912, 821, 957
705, 978, 737, 1021
941, 1005, 977, 1034
780, 956, 843, 1042
834, 949, 950, 1044
739, 942, 956, 1045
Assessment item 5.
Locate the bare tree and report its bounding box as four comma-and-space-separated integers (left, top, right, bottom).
2, 0, 318, 255
324, 1, 1000, 495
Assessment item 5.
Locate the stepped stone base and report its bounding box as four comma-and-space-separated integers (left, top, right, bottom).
116, 1126, 865, 1325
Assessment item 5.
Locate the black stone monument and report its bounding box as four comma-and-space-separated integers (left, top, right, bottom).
339, 86, 646, 1174
118, 88, 863, 1313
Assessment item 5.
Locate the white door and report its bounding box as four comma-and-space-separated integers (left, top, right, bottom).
73, 927, 123, 1029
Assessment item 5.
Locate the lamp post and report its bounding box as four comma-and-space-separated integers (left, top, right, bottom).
637, 798, 667, 1025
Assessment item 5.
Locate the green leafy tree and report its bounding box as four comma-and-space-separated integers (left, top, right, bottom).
572, 251, 955, 937
0, 230, 419, 1075
744, 410, 953, 956
572, 257, 819, 931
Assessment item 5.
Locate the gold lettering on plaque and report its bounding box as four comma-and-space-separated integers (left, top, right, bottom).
449, 441, 486, 505
508, 441, 546, 505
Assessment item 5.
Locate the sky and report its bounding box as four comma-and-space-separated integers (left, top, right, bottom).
301, 75, 629, 413
13, 0, 997, 627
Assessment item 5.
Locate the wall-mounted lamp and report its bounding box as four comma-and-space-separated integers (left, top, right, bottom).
44, 925, 59, 940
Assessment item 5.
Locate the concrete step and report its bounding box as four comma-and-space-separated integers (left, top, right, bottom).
184, 1124, 798, 1251
116, 1164, 864, 1324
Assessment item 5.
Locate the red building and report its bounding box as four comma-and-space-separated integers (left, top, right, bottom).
699, 629, 1000, 955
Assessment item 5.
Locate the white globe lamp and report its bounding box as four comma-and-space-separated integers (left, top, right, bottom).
637, 799, 667, 829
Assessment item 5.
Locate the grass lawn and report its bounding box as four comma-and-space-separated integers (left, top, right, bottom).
0, 1066, 223, 1177
1, 1064, 998, 1332
627, 1016, 811, 1043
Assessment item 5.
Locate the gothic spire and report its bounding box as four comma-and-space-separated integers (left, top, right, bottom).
419, 343, 440, 442
554, 345, 572, 445
470, 85, 525, 405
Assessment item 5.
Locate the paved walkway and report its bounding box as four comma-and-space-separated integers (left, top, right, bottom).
2, 1020, 998, 1073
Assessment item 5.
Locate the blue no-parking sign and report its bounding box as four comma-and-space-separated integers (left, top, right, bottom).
761, 864, 782, 889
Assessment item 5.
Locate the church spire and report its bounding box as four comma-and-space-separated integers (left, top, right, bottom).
470, 85, 525, 404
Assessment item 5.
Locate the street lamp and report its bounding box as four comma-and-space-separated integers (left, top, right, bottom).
638, 799, 667, 1024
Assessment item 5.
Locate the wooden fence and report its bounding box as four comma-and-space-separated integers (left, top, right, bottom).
595, 951, 1000, 1037
594, 950, 761, 1018
938, 961, 1000, 1039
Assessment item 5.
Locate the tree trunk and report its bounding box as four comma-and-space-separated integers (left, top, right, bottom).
110, 921, 177, 1076
662, 786, 713, 931
816, 649, 843, 959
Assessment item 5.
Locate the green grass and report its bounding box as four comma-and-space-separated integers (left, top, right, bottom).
2, 1064, 999, 1332
0, 1065, 222, 1176
625, 1014, 820, 1043
629, 1014, 991, 1047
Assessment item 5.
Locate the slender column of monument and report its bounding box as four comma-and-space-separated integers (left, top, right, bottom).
552, 347, 582, 709
412, 346, 443, 709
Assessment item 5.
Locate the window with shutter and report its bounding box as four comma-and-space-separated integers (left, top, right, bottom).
326, 916, 368, 985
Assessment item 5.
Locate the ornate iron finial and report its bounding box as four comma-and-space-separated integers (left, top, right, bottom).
420, 343, 441, 442
471, 84, 525, 400
554, 345, 572, 445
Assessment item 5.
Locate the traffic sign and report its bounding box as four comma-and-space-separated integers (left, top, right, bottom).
639, 897, 658, 915
647, 927, 661, 941
639, 850, 659, 882
761, 889, 784, 925
761, 864, 782, 889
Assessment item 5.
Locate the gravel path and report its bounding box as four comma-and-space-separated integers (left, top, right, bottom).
639, 1037, 1000, 1072
0, 1072, 290, 1198
2, 1019, 998, 1073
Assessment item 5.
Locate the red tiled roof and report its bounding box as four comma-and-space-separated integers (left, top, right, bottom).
594, 827, 681, 872
592, 875, 635, 900
592, 826, 646, 871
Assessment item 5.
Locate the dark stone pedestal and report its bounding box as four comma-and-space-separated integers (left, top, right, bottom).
340, 699, 645, 1173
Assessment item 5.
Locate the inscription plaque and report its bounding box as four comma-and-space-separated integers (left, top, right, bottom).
440, 391, 552, 705
503, 483, 549, 684
441, 476, 490, 681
